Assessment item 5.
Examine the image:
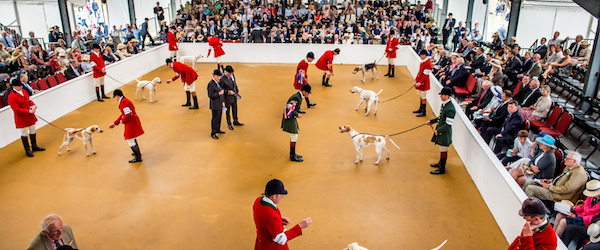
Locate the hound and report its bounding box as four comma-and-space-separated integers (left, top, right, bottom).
134, 77, 162, 102
58, 125, 103, 156
339, 125, 401, 165
352, 61, 378, 82
349, 86, 383, 116
178, 54, 204, 71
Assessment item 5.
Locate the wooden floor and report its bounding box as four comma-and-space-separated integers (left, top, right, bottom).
0, 63, 508, 249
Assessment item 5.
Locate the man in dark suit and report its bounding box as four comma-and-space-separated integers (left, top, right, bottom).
154, 2, 165, 22
533, 37, 548, 60
250, 23, 264, 43
512, 75, 531, 103
516, 78, 541, 107
483, 100, 523, 153
219, 65, 244, 130
466, 80, 493, 117
479, 90, 512, 131
445, 57, 468, 87
207, 70, 225, 139
442, 13, 455, 49
504, 49, 523, 85
140, 18, 154, 50
470, 47, 486, 71
64, 61, 82, 80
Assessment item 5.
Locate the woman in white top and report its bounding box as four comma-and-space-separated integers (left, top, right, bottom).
518, 85, 552, 121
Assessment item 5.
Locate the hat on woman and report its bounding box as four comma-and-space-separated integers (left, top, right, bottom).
535, 135, 557, 149
491, 85, 502, 98
490, 59, 503, 68
584, 180, 600, 197
117, 43, 127, 50
588, 221, 600, 243
82, 54, 90, 61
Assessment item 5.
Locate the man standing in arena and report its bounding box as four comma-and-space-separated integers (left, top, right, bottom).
207, 69, 225, 139
413, 50, 431, 117
426, 86, 455, 175
8, 78, 45, 157
109, 89, 144, 163
207, 34, 226, 73
294, 52, 316, 112
384, 29, 399, 77
91, 43, 109, 102
166, 58, 199, 109
220, 65, 244, 130
282, 84, 311, 162
315, 48, 340, 87
167, 26, 178, 61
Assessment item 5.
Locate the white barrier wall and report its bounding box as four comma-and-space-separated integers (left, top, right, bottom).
0, 43, 567, 248
0, 45, 170, 149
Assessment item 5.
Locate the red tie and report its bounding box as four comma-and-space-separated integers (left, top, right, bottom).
478, 90, 486, 105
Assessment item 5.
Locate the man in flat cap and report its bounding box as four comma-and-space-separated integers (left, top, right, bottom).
253, 179, 312, 250
508, 197, 557, 250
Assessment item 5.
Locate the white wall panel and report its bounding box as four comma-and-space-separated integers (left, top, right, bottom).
106, 0, 130, 28
446, 0, 469, 24
0, 1, 17, 26
16, 2, 47, 44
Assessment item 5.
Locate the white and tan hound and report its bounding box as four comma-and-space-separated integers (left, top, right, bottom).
352, 61, 379, 82
134, 77, 162, 102
179, 53, 204, 71
58, 125, 103, 156
339, 125, 401, 165
350, 86, 383, 116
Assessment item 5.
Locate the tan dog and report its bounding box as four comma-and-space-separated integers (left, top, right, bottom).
58, 125, 103, 156
134, 77, 162, 102
349, 86, 383, 116
179, 54, 204, 71
339, 125, 400, 164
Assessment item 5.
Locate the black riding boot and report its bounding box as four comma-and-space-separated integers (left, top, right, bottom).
321, 75, 326, 85
30, 134, 45, 151
306, 97, 316, 108
416, 104, 427, 117
21, 136, 34, 157
290, 142, 303, 162
189, 96, 199, 109
96, 87, 104, 102
182, 91, 191, 106
384, 65, 391, 76
323, 77, 332, 87
413, 100, 423, 113
129, 145, 142, 163
101, 85, 110, 99
431, 152, 447, 174
390, 66, 395, 77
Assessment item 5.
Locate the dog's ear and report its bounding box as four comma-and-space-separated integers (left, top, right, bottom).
345, 126, 351, 132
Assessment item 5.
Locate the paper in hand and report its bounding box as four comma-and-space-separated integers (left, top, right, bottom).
554, 202, 571, 215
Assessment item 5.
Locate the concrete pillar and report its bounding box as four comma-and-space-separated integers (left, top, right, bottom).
57, 0, 73, 45
442, 0, 448, 17
466, 0, 475, 29
582, 22, 600, 110
506, 0, 522, 42
128, 0, 136, 26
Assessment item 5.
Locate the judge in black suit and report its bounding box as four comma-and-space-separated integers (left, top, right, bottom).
466, 80, 493, 117
483, 101, 523, 153
515, 78, 541, 108
219, 65, 244, 130
441, 13, 455, 48
445, 57, 468, 87
207, 70, 225, 139
533, 37, 548, 60
470, 47, 486, 71
479, 90, 512, 130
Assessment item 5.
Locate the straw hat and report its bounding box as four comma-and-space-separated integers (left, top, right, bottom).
491, 85, 502, 98
82, 54, 90, 61
117, 43, 126, 50
584, 180, 600, 197
130, 39, 139, 44
588, 221, 600, 243
582, 41, 589, 46
66, 48, 73, 54
490, 59, 503, 68
492, 32, 499, 37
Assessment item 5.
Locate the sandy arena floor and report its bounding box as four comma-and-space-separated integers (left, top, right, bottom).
0, 63, 508, 249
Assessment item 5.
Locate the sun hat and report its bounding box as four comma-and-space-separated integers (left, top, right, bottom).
584, 180, 600, 197
589, 221, 600, 243
490, 59, 502, 68
535, 135, 557, 149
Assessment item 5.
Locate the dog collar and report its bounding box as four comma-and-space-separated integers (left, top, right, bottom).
358, 89, 363, 94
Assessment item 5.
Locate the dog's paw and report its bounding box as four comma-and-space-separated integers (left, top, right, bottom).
57, 152, 61, 156
355, 160, 359, 164
67, 148, 70, 151
93, 151, 96, 154
135, 97, 138, 100
374, 162, 380, 165
143, 97, 147, 99
86, 154, 89, 157
364, 113, 368, 116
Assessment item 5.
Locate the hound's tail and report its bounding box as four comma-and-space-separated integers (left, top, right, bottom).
385, 135, 401, 150
430, 240, 447, 250
135, 78, 140, 83
375, 89, 384, 96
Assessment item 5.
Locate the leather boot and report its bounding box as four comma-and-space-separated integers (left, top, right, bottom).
306, 97, 316, 108
416, 104, 427, 117
30, 134, 45, 151
323, 77, 332, 87
189, 95, 199, 109
431, 153, 447, 174
21, 136, 34, 157
413, 100, 423, 113
322, 75, 326, 85
290, 143, 303, 162
96, 87, 104, 102
384, 65, 391, 76
129, 145, 142, 163
390, 66, 395, 77
182, 91, 191, 106
101, 85, 110, 99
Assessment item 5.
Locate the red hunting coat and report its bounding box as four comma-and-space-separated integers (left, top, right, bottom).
315, 50, 334, 72
208, 37, 225, 57
253, 196, 303, 250
167, 31, 178, 51
171, 62, 198, 85
415, 58, 432, 91
8, 89, 37, 128
385, 37, 399, 58
90, 51, 106, 78
507, 223, 557, 250
294, 59, 309, 90
114, 97, 144, 140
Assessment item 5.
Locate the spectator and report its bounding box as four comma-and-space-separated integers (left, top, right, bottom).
102, 46, 119, 64
1, 31, 16, 50
57, 39, 68, 51
466, 80, 493, 118
572, 41, 591, 66
515, 78, 541, 108
509, 134, 557, 187
545, 44, 564, 65
28, 31, 40, 47
80, 54, 93, 73
504, 49, 523, 86
518, 85, 552, 122
557, 179, 600, 242
548, 31, 566, 46
64, 60, 82, 80
71, 35, 86, 52
27, 214, 78, 250
508, 197, 557, 250
0, 43, 10, 61
518, 53, 542, 79
499, 130, 532, 165
443, 57, 468, 87
483, 100, 523, 153
115, 43, 130, 60
533, 37, 548, 60
542, 48, 572, 79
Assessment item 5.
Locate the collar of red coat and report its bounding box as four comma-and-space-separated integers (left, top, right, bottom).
260, 196, 277, 210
